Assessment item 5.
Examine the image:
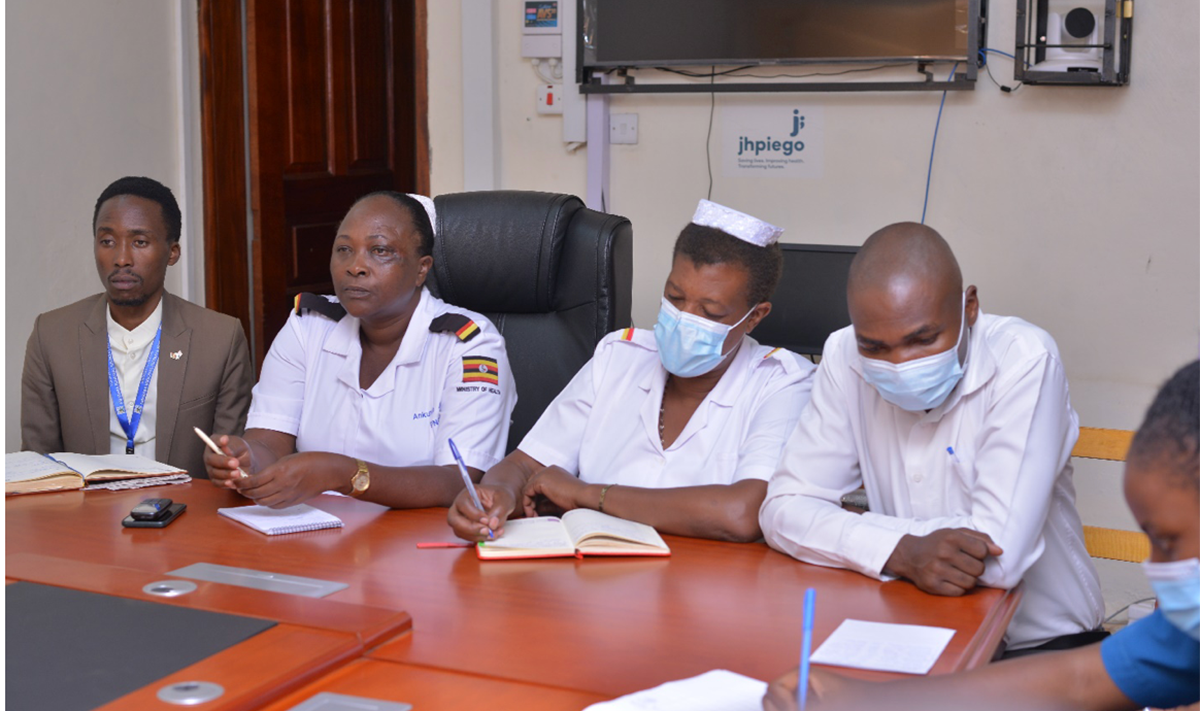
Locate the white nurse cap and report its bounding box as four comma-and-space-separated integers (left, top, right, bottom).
691, 199, 783, 247
407, 193, 437, 236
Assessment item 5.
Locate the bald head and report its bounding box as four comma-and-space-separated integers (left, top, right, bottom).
848, 222, 962, 298
847, 222, 977, 366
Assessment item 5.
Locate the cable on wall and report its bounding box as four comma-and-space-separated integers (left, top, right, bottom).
979, 48, 1025, 93
920, 62, 960, 225
706, 66, 715, 200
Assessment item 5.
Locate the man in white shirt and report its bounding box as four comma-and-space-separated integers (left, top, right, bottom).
760, 222, 1104, 653
22, 176, 253, 476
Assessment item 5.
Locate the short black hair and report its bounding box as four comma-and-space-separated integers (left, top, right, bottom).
1129, 360, 1199, 489
673, 223, 783, 307
352, 191, 435, 258
93, 176, 182, 244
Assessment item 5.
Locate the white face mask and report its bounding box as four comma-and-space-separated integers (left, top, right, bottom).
1143, 557, 1200, 640
859, 292, 969, 412
653, 297, 754, 378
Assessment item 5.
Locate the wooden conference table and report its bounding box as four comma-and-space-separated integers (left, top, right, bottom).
6, 483, 1021, 709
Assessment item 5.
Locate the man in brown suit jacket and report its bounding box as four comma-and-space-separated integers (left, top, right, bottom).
21, 176, 253, 478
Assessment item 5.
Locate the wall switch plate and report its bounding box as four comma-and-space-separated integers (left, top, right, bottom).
610, 113, 638, 144
537, 84, 564, 115
521, 34, 561, 58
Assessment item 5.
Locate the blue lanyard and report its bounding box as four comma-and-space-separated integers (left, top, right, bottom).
106, 325, 163, 454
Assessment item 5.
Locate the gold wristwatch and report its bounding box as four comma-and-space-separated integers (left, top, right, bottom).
350, 458, 370, 497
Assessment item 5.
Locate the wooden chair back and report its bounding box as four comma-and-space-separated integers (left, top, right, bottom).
1072, 427, 1150, 563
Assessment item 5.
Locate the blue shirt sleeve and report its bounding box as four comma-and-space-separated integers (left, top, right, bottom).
1100, 609, 1200, 709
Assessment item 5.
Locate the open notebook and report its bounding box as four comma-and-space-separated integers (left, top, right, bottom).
5, 451, 189, 495
478, 509, 671, 560
218, 504, 344, 536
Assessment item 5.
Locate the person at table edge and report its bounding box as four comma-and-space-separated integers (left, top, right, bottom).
204, 192, 516, 508
760, 222, 1104, 653
21, 176, 253, 476
765, 360, 1199, 711
449, 199, 815, 542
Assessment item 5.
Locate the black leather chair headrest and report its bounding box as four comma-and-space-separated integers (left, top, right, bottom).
429, 191, 583, 314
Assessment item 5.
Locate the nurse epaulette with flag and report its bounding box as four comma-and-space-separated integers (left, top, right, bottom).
429, 313, 481, 342
294, 293, 346, 321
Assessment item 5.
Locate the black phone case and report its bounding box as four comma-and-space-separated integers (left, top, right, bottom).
122, 503, 186, 528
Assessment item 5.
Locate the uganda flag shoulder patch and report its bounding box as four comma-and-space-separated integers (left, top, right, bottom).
462, 355, 500, 385
430, 313, 481, 342
294, 293, 346, 321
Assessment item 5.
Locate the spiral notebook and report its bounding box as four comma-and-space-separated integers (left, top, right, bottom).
217, 504, 344, 535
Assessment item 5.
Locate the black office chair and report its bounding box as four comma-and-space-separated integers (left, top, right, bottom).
429, 191, 633, 452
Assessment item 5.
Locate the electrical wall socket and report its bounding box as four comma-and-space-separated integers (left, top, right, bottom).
610, 113, 638, 144
536, 84, 564, 115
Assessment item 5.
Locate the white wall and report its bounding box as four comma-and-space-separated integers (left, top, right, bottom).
5, 0, 199, 451
430, 0, 1199, 614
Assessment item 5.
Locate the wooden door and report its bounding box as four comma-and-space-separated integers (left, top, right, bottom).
200, 0, 428, 364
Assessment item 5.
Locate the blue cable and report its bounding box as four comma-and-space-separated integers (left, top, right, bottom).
979, 47, 1019, 62
979, 47, 1032, 67
920, 62, 959, 225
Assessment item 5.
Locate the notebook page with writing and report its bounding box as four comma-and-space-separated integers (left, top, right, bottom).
48, 453, 186, 480
217, 504, 344, 535
6, 452, 76, 483
478, 516, 576, 554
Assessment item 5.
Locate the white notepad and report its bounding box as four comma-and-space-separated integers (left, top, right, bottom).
810, 619, 956, 675
582, 670, 767, 711
218, 504, 344, 535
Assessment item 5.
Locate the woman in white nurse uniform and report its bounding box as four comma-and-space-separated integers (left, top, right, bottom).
448, 200, 815, 542
204, 192, 516, 509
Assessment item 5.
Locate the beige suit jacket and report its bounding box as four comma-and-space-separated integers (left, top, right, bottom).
21, 292, 253, 478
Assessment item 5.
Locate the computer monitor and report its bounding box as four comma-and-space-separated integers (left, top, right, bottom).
752, 243, 858, 357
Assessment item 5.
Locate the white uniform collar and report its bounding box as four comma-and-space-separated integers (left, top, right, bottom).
327, 287, 435, 396
637, 334, 754, 408
105, 297, 164, 341
324, 287, 433, 362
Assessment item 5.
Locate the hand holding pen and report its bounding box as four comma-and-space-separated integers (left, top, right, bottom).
448, 438, 494, 540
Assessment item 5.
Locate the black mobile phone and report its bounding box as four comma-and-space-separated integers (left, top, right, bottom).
122, 503, 186, 528
130, 498, 174, 521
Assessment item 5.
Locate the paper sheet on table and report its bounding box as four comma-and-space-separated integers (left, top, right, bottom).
810, 619, 955, 675
583, 669, 767, 711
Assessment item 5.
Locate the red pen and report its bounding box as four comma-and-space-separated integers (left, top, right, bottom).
416, 542, 473, 549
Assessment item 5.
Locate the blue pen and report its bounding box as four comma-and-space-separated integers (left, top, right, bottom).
947, 446, 962, 464
798, 588, 816, 711
448, 438, 493, 539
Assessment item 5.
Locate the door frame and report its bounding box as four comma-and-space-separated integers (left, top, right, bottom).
197, 0, 429, 363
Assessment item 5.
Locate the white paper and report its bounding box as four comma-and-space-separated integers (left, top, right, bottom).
810, 619, 955, 675
583, 670, 766, 711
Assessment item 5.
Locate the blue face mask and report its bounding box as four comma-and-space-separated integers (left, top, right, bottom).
860, 292, 968, 412
654, 297, 754, 378
1143, 558, 1200, 640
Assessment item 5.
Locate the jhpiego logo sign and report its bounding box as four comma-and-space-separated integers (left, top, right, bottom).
722, 104, 824, 179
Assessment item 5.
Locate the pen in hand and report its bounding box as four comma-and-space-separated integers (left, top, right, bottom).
194, 427, 248, 479
448, 438, 493, 539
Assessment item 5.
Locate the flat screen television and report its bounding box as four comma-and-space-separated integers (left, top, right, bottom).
579, 0, 984, 92
751, 244, 858, 357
